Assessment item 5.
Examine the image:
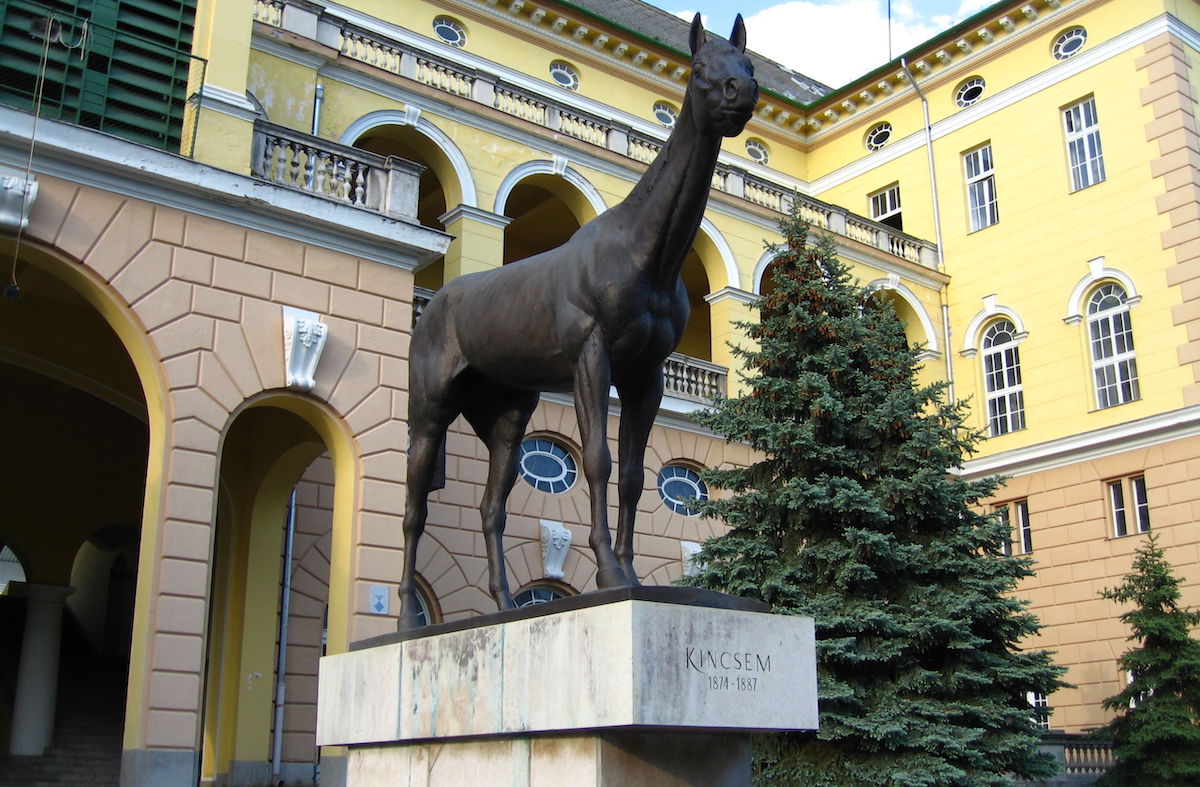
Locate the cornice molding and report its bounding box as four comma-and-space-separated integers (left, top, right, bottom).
198, 83, 262, 122
958, 405, 1200, 479
440, 204, 512, 228
810, 13, 1179, 193
0, 107, 450, 269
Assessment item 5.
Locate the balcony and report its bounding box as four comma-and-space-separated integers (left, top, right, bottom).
412, 288, 727, 405
251, 120, 425, 221
251, 0, 937, 269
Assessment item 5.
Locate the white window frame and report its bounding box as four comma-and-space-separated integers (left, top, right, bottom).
869, 184, 902, 230
964, 144, 998, 231
1064, 97, 1105, 192
997, 500, 1032, 555
982, 320, 1025, 436
1088, 283, 1139, 409
1108, 475, 1150, 537
1027, 691, 1051, 730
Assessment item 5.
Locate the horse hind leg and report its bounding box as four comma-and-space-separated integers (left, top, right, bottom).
398, 414, 452, 630
464, 388, 539, 612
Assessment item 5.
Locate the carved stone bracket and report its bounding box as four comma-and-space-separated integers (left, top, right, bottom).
680, 540, 702, 577
282, 306, 328, 392
539, 519, 572, 580
0, 166, 38, 232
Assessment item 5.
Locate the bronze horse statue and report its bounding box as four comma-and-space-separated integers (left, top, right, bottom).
398, 14, 758, 629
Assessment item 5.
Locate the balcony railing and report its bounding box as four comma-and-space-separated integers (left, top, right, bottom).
1013, 734, 1114, 786
251, 120, 424, 220
412, 288, 727, 405
252, 1, 937, 269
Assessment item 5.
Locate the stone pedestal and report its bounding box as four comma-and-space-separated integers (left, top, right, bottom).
317, 587, 817, 786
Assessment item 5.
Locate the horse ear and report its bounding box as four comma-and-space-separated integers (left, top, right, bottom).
730, 14, 747, 52
689, 13, 705, 55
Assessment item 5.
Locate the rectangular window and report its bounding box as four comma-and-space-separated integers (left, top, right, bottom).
870, 184, 903, 230
983, 344, 1025, 436
1108, 475, 1150, 537
964, 144, 998, 231
1064, 97, 1105, 191
1027, 691, 1051, 729
996, 505, 1012, 556
995, 501, 1031, 554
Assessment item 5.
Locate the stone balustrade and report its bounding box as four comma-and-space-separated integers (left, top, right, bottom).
413, 288, 728, 405
251, 120, 425, 221
252, 0, 937, 269
664, 353, 727, 403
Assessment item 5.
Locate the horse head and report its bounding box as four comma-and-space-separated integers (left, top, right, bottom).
686, 14, 759, 138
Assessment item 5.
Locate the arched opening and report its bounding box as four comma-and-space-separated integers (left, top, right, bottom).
872, 290, 927, 353
677, 250, 712, 361
201, 402, 341, 786
352, 123, 456, 291
500, 173, 592, 265
0, 248, 148, 777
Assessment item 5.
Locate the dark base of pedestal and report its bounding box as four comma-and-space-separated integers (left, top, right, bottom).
346, 730, 751, 786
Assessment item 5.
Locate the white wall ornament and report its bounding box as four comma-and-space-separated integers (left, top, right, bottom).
0, 165, 37, 232
539, 520, 572, 580
680, 540, 703, 577
282, 306, 328, 392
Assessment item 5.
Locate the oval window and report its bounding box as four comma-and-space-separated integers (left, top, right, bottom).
658, 465, 708, 516
518, 437, 577, 494
653, 101, 678, 129
432, 16, 467, 47
865, 122, 893, 151
1052, 27, 1087, 60
549, 60, 580, 91
745, 138, 769, 164
955, 77, 985, 108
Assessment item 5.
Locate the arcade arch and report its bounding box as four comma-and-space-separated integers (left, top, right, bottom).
0, 239, 157, 765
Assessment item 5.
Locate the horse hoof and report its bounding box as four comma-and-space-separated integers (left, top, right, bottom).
596, 566, 632, 588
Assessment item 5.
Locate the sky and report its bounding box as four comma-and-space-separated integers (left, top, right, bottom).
644, 0, 997, 89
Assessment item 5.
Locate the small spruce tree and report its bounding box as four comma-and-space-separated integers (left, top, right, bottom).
686, 209, 1066, 786
1095, 532, 1200, 785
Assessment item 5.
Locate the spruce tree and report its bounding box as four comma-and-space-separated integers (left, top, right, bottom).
685, 209, 1066, 786
1095, 533, 1200, 785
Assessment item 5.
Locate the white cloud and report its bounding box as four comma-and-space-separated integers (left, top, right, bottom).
742, 1, 943, 88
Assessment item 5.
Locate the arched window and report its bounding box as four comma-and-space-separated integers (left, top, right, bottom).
513, 582, 574, 607
982, 320, 1025, 436
1087, 283, 1139, 408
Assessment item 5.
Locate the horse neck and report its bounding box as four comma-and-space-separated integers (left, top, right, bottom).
622, 99, 721, 288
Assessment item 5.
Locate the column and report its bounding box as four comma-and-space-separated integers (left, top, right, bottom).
438, 205, 512, 282
8, 582, 75, 756
705, 287, 758, 397
190, 0, 258, 172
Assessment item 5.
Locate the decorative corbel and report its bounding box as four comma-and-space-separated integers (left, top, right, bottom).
282, 306, 328, 392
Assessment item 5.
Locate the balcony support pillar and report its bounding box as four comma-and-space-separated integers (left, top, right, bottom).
437, 205, 512, 284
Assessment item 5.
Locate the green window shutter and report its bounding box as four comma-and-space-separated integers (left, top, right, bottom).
0, 0, 199, 153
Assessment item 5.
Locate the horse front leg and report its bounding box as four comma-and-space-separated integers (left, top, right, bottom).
574, 334, 627, 588
615, 371, 663, 585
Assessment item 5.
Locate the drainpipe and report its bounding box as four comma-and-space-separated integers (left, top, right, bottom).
311, 82, 324, 136
271, 489, 298, 784
901, 58, 955, 404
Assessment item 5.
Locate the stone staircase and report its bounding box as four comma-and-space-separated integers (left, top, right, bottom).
0, 622, 125, 787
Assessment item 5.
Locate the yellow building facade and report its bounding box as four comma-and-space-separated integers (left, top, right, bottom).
0, 0, 1194, 784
